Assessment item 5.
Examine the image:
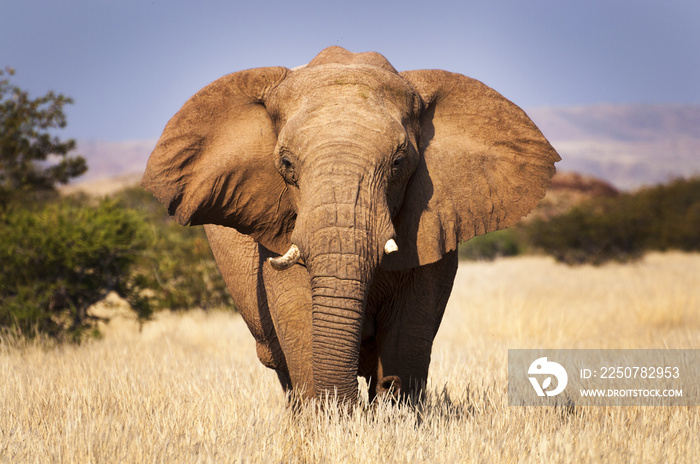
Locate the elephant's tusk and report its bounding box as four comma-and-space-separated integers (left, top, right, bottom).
268, 244, 301, 271
384, 238, 398, 255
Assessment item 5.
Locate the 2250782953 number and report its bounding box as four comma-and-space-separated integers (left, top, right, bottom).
599, 366, 680, 379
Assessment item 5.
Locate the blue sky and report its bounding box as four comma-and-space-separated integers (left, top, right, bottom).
3, 0, 699, 141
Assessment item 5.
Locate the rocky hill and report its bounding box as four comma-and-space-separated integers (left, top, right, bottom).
527, 171, 619, 221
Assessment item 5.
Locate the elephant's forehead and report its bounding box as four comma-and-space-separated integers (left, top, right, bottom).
273, 65, 417, 113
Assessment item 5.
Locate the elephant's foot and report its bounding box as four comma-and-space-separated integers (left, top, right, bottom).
375, 375, 401, 402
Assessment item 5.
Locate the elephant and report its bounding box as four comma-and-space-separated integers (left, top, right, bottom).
141, 46, 560, 405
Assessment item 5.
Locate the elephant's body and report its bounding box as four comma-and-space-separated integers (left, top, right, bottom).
142, 46, 560, 404
205, 224, 457, 400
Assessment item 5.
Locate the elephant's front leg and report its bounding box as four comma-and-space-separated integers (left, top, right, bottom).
371, 250, 459, 402
204, 225, 291, 387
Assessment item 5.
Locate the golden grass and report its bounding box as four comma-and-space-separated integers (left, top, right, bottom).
1, 253, 698, 463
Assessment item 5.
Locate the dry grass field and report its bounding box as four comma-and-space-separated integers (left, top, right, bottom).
1, 253, 698, 463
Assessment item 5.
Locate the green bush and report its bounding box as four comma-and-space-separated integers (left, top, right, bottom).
114, 187, 233, 311
459, 228, 523, 261
636, 177, 700, 252
526, 203, 646, 265
0, 187, 235, 342
0, 198, 152, 341
526, 177, 700, 265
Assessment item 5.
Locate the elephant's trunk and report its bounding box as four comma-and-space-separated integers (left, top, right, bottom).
310, 270, 367, 402
295, 169, 393, 404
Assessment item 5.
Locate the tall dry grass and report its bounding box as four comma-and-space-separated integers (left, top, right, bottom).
1, 253, 698, 463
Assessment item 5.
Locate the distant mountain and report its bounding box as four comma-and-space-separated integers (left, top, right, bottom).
76, 139, 155, 182
527, 104, 700, 190
73, 104, 700, 192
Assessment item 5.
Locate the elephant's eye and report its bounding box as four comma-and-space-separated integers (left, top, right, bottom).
281, 156, 293, 170
278, 153, 298, 186
391, 155, 406, 173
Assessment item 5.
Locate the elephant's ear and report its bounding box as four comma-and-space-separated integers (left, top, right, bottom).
383, 69, 560, 270
141, 67, 296, 256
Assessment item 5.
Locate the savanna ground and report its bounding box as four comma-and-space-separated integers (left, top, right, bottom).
1, 253, 698, 463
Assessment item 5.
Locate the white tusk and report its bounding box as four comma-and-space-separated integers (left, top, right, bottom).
268, 244, 301, 271
384, 238, 398, 255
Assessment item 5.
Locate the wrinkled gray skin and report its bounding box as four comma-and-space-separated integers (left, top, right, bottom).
141, 46, 560, 405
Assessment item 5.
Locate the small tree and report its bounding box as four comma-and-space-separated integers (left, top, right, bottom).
0, 198, 153, 341
0, 67, 86, 206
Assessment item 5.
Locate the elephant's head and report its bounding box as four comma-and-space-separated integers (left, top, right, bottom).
141, 46, 560, 402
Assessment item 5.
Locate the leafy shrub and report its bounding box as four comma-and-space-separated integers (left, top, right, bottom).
114, 187, 234, 311
0, 198, 152, 341
526, 203, 646, 265
635, 177, 700, 252
459, 228, 523, 261
526, 177, 700, 265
